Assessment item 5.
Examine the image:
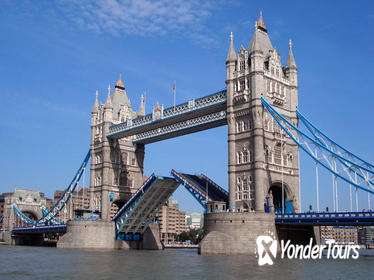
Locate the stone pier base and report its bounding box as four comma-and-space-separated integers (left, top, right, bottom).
57, 220, 163, 250
199, 212, 276, 255
57, 220, 116, 249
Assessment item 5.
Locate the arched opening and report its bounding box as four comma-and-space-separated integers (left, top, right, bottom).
110, 200, 125, 219
15, 211, 38, 227
268, 183, 293, 214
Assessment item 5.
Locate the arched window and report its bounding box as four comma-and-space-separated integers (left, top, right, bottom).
237, 152, 242, 164
243, 178, 248, 190
248, 120, 252, 130
236, 121, 239, 133
243, 151, 248, 163
240, 120, 245, 131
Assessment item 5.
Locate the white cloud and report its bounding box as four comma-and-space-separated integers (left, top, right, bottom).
54, 0, 220, 45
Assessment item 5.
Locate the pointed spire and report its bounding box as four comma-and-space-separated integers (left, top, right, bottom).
226, 32, 237, 62
256, 10, 267, 32
105, 84, 112, 109
138, 94, 145, 116
115, 73, 125, 89
92, 90, 99, 113
286, 39, 297, 69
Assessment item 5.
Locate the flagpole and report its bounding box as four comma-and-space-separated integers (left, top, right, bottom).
173, 81, 176, 110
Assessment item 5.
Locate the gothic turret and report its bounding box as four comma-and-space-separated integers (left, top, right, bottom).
92, 90, 99, 113
286, 40, 298, 87
104, 85, 112, 109
226, 32, 237, 62
286, 39, 297, 69
138, 94, 145, 116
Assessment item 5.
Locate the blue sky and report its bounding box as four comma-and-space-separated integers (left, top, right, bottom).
0, 0, 373, 214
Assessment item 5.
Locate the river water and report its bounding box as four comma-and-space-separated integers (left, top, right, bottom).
0, 246, 373, 280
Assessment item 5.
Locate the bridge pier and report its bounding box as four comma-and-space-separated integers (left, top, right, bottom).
57, 220, 163, 250
199, 212, 276, 255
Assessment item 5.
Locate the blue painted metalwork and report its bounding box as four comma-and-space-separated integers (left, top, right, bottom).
113, 174, 180, 238
41, 207, 64, 225
261, 97, 374, 195
171, 170, 208, 210
275, 211, 374, 225
113, 174, 157, 222
12, 224, 67, 234
297, 110, 374, 187
13, 205, 35, 224
0, 216, 3, 224
13, 151, 90, 226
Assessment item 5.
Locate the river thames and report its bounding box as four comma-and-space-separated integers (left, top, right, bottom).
0, 246, 373, 279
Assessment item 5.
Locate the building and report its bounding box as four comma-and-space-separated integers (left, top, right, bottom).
226, 12, 300, 212
156, 199, 186, 244
358, 227, 374, 248
90, 77, 146, 220
50, 187, 90, 222
320, 226, 358, 245
186, 213, 203, 229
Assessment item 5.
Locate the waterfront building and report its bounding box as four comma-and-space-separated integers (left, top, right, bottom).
186, 212, 203, 229
358, 227, 374, 249
156, 199, 186, 243
51, 187, 90, 222
320, 226, 358, 245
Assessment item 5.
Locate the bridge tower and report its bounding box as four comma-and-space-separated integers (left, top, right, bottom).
90, 76, 146, 220
226, 13, 300, 213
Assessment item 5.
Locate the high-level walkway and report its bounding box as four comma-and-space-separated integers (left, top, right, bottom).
107, 90, 227, 144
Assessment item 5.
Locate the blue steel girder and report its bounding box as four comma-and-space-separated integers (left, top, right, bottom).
13, 151, 90, 226
296, 110, 374, 188
41, 207, 64, 225
201, 173, 229, 198
113, 174, 180, 235
12, 224, 67, 234
261, 97, 374, 195
107, 90, 227, 141
171, 170, 209, 209
275, 211, 374, 226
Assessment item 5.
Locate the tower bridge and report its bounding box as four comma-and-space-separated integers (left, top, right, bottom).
2, 13, 374, 254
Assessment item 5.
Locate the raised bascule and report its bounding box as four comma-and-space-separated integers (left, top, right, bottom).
2, 13, 374, 254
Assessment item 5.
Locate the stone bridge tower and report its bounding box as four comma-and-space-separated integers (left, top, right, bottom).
226, 13, 300, 213
90, 76, 146, 220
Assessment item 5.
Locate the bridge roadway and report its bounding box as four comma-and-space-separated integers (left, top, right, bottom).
107, 90, 227, 144
113, 174, 180, 240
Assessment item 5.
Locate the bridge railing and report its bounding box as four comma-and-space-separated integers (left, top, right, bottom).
276, 211, 374, 219
108, 90, 226, 136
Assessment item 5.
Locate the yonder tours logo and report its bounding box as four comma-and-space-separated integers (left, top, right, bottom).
256, 235, 360, 266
